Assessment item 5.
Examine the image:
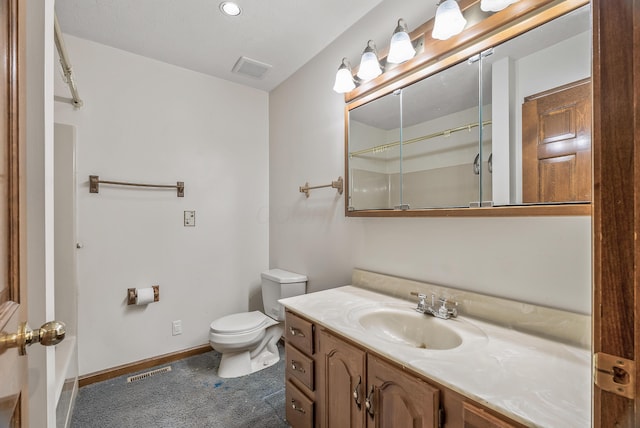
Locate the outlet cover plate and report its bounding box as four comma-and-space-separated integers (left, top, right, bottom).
172, 320, 182, 336
184, 211, 195, 227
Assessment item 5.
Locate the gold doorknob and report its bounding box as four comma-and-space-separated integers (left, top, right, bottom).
0, 321, 66, 356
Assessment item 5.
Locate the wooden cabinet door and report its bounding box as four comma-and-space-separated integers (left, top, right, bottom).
366, 355, 440, 428
318, 330, 367, 428
522, 78, 591, 203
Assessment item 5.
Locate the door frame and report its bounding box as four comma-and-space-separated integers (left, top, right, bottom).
592, 0, 640, 425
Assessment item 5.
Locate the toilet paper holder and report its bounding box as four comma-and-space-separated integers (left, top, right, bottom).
127, 285, 160, 305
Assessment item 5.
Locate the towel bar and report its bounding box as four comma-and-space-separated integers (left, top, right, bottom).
90, 175, 184, 197
299, 176, 343, 198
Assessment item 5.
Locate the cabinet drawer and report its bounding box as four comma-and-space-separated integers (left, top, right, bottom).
285, 311, 314, 355
286, 344, 315, 390
286, 380, 315, 428
462, 402, 517, 428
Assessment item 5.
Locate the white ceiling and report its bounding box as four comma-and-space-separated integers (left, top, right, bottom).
54, 0, 385, 92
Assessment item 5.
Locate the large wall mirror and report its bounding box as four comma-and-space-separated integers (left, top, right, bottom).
346, 2, 591, 216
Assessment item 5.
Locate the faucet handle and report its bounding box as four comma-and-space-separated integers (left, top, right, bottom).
438, 296, 456, 306
413, 292, 427, 313
410, 291, 427, 301
438, 297, 458, 318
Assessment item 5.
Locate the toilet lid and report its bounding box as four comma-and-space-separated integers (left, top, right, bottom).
210, 311, 269, 334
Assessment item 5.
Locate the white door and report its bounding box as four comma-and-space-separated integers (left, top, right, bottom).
0, 2, 66, 427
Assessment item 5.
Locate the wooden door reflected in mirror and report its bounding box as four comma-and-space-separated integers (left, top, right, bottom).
522, 78, 591, 203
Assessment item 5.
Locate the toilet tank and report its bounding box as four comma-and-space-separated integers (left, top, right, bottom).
261, 268, 307, 321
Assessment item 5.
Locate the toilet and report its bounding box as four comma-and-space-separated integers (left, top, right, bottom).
209, 268, 307, 378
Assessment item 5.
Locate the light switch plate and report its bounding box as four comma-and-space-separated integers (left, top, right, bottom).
184, 210, 195, 227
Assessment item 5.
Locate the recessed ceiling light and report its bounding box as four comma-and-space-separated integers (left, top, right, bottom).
220, 2, 241, 17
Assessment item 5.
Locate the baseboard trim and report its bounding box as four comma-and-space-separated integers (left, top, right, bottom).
78, 344, 212, 387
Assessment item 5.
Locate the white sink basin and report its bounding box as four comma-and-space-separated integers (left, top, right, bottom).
348, 304, 487, 351
357, 308, 462, 349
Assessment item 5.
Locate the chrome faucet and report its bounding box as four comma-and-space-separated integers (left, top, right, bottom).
414, 293, 458, 320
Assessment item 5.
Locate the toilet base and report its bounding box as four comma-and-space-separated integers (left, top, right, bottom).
217, 346, 280, 378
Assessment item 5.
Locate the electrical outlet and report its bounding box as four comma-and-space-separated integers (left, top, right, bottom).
172, 320, 182, 336
184, 211, 195, 227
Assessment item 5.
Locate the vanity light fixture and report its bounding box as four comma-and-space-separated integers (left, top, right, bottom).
357, 40, 383, 81
219, 1, 241, 16
387, 19, 416, 64
432, 0, 467, 41
480, 0, 520, 12
333, 58, 356, 93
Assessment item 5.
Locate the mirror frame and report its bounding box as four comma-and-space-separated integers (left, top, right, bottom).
344, 0, 591, 217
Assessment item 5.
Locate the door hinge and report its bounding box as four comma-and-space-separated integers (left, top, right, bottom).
594, 352, 635, 399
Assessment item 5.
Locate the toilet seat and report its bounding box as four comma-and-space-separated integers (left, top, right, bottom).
210, 311, 272, 335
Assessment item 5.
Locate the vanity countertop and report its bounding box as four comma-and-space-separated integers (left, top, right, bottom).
280, 285, 590, 428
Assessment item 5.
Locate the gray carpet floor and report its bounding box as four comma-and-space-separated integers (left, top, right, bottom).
71, 343, 289, 428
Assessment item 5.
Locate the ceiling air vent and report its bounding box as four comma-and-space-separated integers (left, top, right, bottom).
232, 56, 272, 79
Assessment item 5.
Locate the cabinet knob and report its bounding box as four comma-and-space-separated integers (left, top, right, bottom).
291, 399, 306, 414
291, 360, 306, 373
289, 327, 305, 337
352, 376, 362, 408
365, 386, 375, 417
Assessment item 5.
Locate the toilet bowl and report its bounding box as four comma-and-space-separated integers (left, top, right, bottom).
209, 269, 307, 378
209, 311, 283, 378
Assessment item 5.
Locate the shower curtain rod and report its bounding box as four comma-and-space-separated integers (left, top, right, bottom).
54, 13, 83, 108
349, 120, 492, 158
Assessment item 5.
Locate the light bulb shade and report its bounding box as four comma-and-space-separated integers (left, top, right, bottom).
432, 0, 467, 41
333, 60, 356, 93
357, 40, 383, 81
387, 19, 416, 64
480, 0, 519, 12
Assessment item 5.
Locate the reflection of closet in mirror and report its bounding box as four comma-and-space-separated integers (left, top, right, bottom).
485, 4, 591, 205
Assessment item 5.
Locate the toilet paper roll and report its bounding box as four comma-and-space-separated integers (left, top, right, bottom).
135, 287, 155, 305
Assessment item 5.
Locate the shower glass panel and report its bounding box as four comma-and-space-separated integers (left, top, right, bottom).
348, 90, 402, 211
54, 123, 79, 427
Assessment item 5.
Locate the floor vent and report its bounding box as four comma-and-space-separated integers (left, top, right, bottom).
127, 366, 172, 383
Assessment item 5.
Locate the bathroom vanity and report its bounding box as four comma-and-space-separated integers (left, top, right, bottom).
281, 270, 590, 427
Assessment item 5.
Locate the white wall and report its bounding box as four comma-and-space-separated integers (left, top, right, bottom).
269, 0, 591, 314
54, 36, 269, 375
